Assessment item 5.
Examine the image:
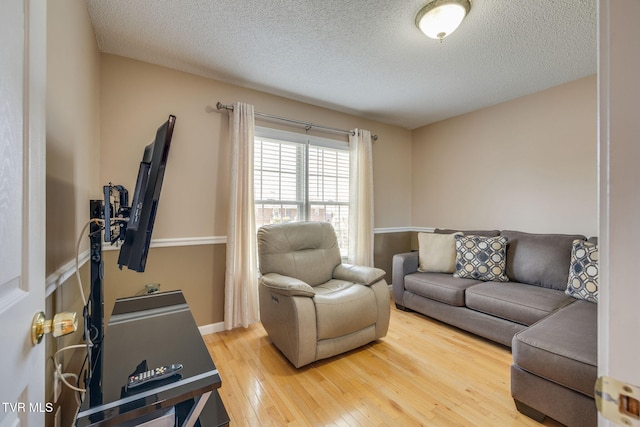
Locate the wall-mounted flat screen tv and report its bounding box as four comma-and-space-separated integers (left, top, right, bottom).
117, 115, 176, 272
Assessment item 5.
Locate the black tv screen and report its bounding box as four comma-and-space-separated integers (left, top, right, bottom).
117, 115, 176, 272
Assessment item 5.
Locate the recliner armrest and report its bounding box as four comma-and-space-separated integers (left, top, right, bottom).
333, 264, 386, 286
261, 273, 316, 297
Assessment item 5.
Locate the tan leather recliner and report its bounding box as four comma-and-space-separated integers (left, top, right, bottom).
257, 221, 390, 368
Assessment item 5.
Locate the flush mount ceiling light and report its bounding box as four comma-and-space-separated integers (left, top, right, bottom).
415, 0, 471, 41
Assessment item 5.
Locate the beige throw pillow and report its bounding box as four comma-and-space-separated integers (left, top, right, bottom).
418, 232, 462, 273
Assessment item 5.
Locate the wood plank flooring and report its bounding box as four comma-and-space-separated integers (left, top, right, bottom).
204, 306, 564, 427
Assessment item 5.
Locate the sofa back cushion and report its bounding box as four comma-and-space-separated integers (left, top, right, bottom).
500, 230, 586, 290
435, 228, 500, 237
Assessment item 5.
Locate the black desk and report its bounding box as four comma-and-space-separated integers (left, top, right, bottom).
76, 291, 229, 426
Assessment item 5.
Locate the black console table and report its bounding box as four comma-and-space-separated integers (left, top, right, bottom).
76, 290, 229, 426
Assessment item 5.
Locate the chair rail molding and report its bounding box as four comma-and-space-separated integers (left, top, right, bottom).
46, 236, 228, 297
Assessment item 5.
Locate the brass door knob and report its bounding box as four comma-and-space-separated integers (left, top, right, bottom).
31, 311, 77, 345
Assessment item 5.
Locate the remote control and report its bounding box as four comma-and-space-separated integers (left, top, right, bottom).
127, 363, 183, 389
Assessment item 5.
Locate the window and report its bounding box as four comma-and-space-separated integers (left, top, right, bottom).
254, 127, 350, 256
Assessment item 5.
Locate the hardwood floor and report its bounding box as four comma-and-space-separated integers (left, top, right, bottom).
204, 306, 563, 427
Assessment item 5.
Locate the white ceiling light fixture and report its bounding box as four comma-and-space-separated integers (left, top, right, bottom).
415, 0, 471, 41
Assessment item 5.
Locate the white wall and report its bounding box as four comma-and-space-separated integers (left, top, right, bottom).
598, 1, 640, 425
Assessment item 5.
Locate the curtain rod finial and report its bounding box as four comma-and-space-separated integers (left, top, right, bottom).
215, 102, 234, 112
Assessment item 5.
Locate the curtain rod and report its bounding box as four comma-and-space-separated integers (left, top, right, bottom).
215, 102, 378, 141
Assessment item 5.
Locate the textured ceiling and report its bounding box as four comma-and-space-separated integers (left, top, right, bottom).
86, 0, 597, 130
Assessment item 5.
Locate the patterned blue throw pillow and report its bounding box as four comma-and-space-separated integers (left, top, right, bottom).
454, 235, 509, 282
565, 239, 598, 303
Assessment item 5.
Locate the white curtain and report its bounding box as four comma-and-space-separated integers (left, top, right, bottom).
224, 102, 259, 330
348, 128, 375, 267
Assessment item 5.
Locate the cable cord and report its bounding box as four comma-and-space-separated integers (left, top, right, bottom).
75, 217, 128, 305
60, 373, 82, 407
75, 218, 104, 307
52, 345, 88, 393
70, 215, 130, 404
76, 208, 133, 303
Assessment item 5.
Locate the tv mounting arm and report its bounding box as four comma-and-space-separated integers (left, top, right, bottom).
87, 184, 130, 408
102, 183, 130, 244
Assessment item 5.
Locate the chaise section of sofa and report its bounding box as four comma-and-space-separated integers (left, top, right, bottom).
511, 299, 597, 427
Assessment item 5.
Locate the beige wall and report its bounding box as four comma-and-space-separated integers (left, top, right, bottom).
45, 0, 101, 424
374, 232, 413, 284
100, 54, 413, 238
101, 245, 226, 326
46, 0, 101, 273
411, 75, 598, 236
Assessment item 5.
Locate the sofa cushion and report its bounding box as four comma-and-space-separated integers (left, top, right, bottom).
501, 230, 587, 290
466, 281, 574, 326
454, 235, 509, 282
512, 300, 597, 397
565, 239, 599, 303
417, 232, 461, 273
404, 272, 481, 307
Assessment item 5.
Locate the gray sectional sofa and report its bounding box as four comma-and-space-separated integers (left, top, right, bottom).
392, 229, 598, 427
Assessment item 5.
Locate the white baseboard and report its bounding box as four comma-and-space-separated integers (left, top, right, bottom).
199, 322, 225, 335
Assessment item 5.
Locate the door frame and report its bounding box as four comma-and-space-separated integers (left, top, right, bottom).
597, 0, 640, 425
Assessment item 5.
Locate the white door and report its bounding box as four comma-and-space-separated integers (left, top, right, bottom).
598, 1, 640, 426
0, 0, 47, 426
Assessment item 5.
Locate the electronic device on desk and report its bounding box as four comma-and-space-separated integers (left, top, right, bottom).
84, 115, 176, 410
126, 363, 184, 390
